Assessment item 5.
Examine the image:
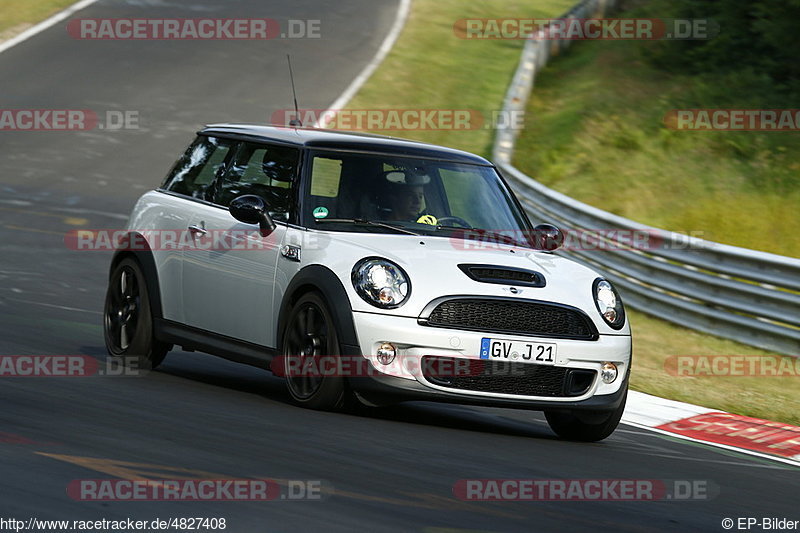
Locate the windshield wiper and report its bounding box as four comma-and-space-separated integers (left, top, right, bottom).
314, 218, 421, 236
435, 225, 527, 248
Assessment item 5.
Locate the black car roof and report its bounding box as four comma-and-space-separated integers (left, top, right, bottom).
201, 123, 493, 165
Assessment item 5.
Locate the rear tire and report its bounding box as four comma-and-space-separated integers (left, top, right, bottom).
545, 386, 627, 442
282, 292, 349, 411
103, 257, 169, 370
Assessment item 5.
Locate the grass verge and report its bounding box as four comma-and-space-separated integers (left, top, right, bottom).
348, 0, 800, 425
512, 19, 800, 257
0, 0, 78, 40
346, 0, 575, 156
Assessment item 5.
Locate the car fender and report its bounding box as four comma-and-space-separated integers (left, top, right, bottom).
277, 264, 361, 356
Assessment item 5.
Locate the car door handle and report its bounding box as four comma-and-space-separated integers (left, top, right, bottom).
188, 224, 207, 236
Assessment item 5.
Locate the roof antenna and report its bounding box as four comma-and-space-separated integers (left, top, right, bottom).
286, 54, 302, 127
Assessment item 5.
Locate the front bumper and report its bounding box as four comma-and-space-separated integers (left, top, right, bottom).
349, 371, 629, 412
348, 311, 632, 410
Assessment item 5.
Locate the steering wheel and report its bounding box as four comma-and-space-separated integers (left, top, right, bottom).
436, 216, 472, 228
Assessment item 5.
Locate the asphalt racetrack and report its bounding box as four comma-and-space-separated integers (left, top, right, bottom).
0, 1, 797, 531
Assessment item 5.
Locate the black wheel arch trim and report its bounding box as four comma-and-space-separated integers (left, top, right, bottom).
278, 265, 361, 356
109, 233, 163, 320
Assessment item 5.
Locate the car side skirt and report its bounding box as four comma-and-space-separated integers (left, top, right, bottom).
154, 319, 276, 370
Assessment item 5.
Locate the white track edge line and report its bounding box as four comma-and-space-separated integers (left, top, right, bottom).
312, 0, 412, 127
0, 0, 102, 55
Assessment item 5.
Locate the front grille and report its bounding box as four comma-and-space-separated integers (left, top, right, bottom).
420, 356, 595, 397
421, 298, 598, 340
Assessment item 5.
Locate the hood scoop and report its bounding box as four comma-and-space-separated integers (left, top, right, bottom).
458, 264, 546, 288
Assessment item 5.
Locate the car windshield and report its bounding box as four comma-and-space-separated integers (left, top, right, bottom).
302, 150, 533, 246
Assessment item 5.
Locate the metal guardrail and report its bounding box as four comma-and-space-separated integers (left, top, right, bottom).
493, 0, 800, 355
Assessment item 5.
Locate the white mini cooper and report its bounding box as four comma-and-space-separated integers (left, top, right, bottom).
104, 124, 631, 441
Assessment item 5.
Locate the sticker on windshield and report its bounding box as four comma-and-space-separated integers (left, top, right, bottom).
313, 206, 329, 219
416, 214, 438, 225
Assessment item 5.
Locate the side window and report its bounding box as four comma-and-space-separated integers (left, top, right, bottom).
162, 136, 235, 200
212, 142, 300, 221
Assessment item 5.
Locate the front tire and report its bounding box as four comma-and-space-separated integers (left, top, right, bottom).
282, 292, 348, 411
544, 386, 628, 442
103, 257, 169, 370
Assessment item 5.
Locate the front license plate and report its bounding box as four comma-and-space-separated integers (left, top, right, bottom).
480, 338, 557, 365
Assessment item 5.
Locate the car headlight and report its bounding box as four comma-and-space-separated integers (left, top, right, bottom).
352, 258, 410, 309
593, 278, 625, 330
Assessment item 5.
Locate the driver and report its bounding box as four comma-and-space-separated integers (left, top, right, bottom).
390, 184, 425, 221
381, 171, 434, 223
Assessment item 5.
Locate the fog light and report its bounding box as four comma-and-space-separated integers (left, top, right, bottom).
376, 343, 396, 365
600, 362, 618, 384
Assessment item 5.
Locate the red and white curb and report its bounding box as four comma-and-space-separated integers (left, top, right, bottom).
624, 391, 800, 467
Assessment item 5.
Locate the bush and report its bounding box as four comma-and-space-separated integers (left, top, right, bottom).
632, 0, 800, 97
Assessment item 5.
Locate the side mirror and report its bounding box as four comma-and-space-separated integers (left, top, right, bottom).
533, 223, 563, 252
229, 195, 276, 237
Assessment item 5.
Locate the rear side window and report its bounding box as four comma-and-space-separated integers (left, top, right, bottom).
161, 136, 235, 200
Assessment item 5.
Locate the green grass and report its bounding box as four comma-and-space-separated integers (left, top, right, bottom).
347, 0, 576, 156
0, 0, 77, 38
512, 38, 800, 257
348, 0, 800, 425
